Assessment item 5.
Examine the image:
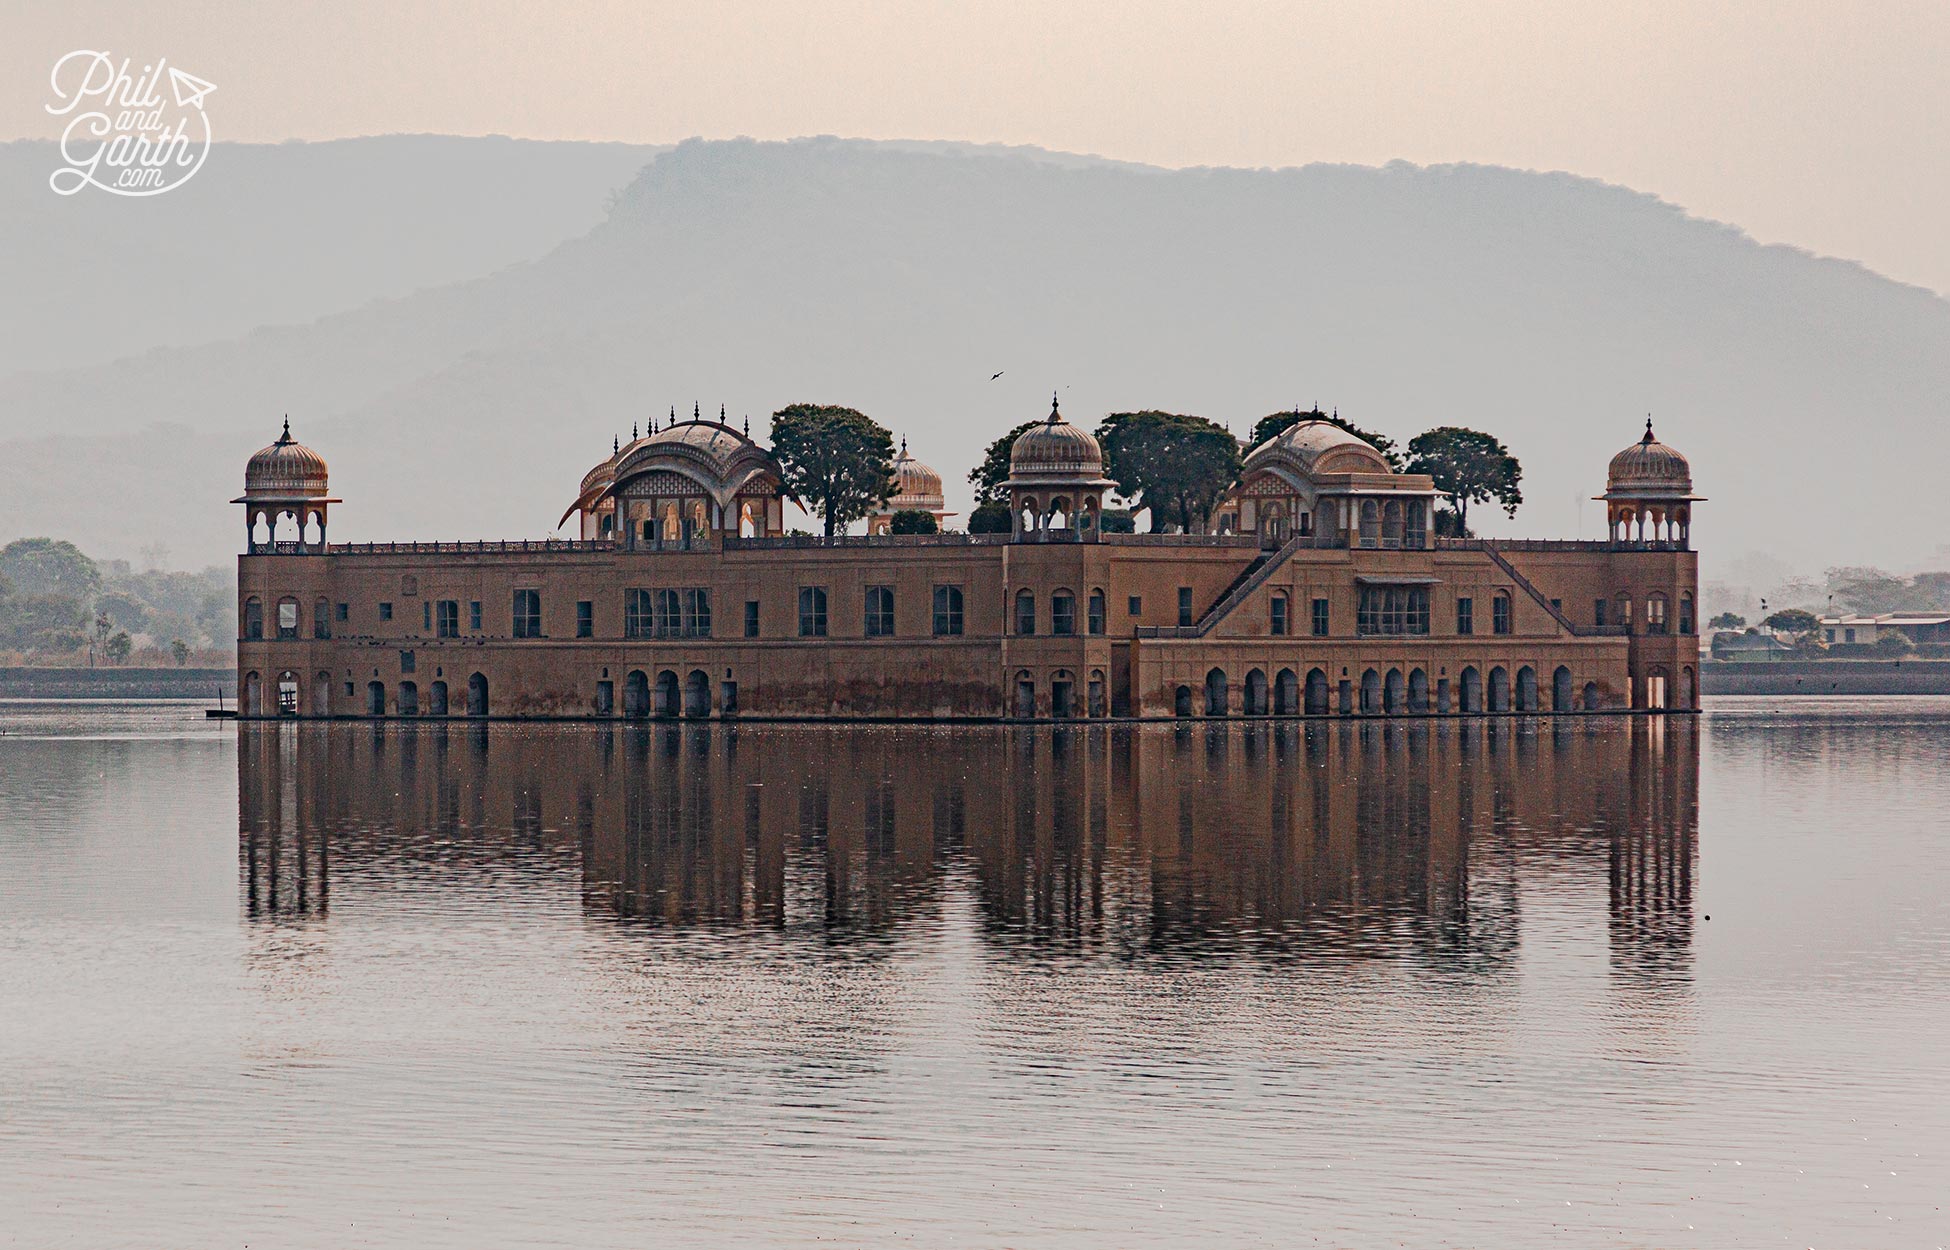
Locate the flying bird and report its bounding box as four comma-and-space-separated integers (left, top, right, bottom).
990, 371, 1004, 381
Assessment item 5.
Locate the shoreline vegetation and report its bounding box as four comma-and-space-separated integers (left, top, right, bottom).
0, 538, 233, 669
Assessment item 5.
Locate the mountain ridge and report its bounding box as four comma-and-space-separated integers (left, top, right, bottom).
4, 136, 1944, 570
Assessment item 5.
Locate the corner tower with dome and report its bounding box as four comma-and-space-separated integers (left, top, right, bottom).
234, 401, 1699, 721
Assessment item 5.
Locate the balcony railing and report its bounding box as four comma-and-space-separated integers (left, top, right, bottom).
326, 539, 618, 555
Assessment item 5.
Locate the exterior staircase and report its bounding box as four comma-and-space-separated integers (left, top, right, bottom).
1474, 543, 1589, 635
1180, 537, 1307, 637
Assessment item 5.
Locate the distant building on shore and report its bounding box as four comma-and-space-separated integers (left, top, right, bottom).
1820, 614, 1950, 646
233, 404, 1701, 720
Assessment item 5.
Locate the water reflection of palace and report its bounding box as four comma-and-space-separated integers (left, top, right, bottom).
240, 721, 1696, 968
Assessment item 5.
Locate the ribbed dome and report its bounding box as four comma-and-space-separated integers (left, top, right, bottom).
1606, 420, 1693, 494
889, 441, 945, 510
243, 420, 329, 497
1008, 397, 1106, 479
1248, 418, 1392, 475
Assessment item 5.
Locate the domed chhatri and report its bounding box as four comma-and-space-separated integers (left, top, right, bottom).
867, 437, 953, 534
233, 419, 338, 552
561, 410, 790, 546
1210, 414, 1434, 546
1597, 418, 1704, 547
1002, 395, 1117, 539
1252, 419, 1393, 475
243, 419, 331, 497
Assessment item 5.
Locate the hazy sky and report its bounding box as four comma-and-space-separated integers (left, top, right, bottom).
11, 1, 1950, 295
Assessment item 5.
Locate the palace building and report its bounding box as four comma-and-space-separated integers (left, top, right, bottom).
234, 401, 1702, 720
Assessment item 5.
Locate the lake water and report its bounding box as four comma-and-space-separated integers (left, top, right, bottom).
2, 700, 1946, 1248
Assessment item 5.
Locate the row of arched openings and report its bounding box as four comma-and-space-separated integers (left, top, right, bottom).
1171, 664, 1602, 717
615, 668, 722, 719
241, 670, 487, 717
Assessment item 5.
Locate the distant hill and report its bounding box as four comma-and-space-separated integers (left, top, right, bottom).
3, 136, 1946, 569
0, 135, 661, 374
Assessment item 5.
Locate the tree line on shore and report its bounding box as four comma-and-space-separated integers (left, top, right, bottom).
765, 403, 1523, 537
0, 539, 231, 666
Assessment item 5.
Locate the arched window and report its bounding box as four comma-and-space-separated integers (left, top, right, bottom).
1359, 500, 1381, 546
398, 680, 419, 717
1015, 671, 1036, 719
1051, 590, 1076, 636
654, 670, 679, 718
276, 671, 300, 716
242, 597, 263, 641
1245, 668, 1268, 715
1492, 591, 1512, 635
428, 680, 449, 716
367, 680, 387, 716
275, 597, 300, 640
1274, 668, 1299, 715
1408, 668, 1430, 713
1679, 592, 1696, 635
1361, 668, 1382, 713
1553, 666, 1574, 711
1087, 589, 1106, 636
1015, 589, 1036, 636
1516, 665, 1538, 712
1270, 593, 1290, 636
1304, 668, 1330, 715
1382, 500, 1404, 545
1174, 684, 1194, 718
466, 672, 489, 717
1647, 593, 1670, 635
242, 671, 261, 716
624, 670, 650, 719
1488, 666, 1510, 713
1205, 668, 1229, 716
683, 669, 711, 718
1087, 670, 1107, 717
1050, 670, 1076, 718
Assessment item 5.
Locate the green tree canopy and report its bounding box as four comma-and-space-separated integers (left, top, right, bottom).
0, 593, 90, 653
968, 420, 1040, 508
967, 502, 1012, 534
1097, 411, 1242, 533
769, 404, 897, 537
1763, 608, 1820, 637
1248, 407, 1404, 470
0, 538, 101, 601
1708, 612, 1747, 631
888, 509, 939, 535
1405, 427, 1524, 532
1873, 631, 1915, 656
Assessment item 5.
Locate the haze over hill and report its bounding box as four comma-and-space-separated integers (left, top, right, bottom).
4, 136, 1946, 572
0, 135, 661, 374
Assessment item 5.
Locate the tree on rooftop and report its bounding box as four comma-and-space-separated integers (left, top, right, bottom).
888, 509, 939, 535
769, 404, 897, 538
1708, 612, 1747, 631
968, 421, 1039, 508
1097, 411, 1241, 534
1406, 427, 1524, 534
